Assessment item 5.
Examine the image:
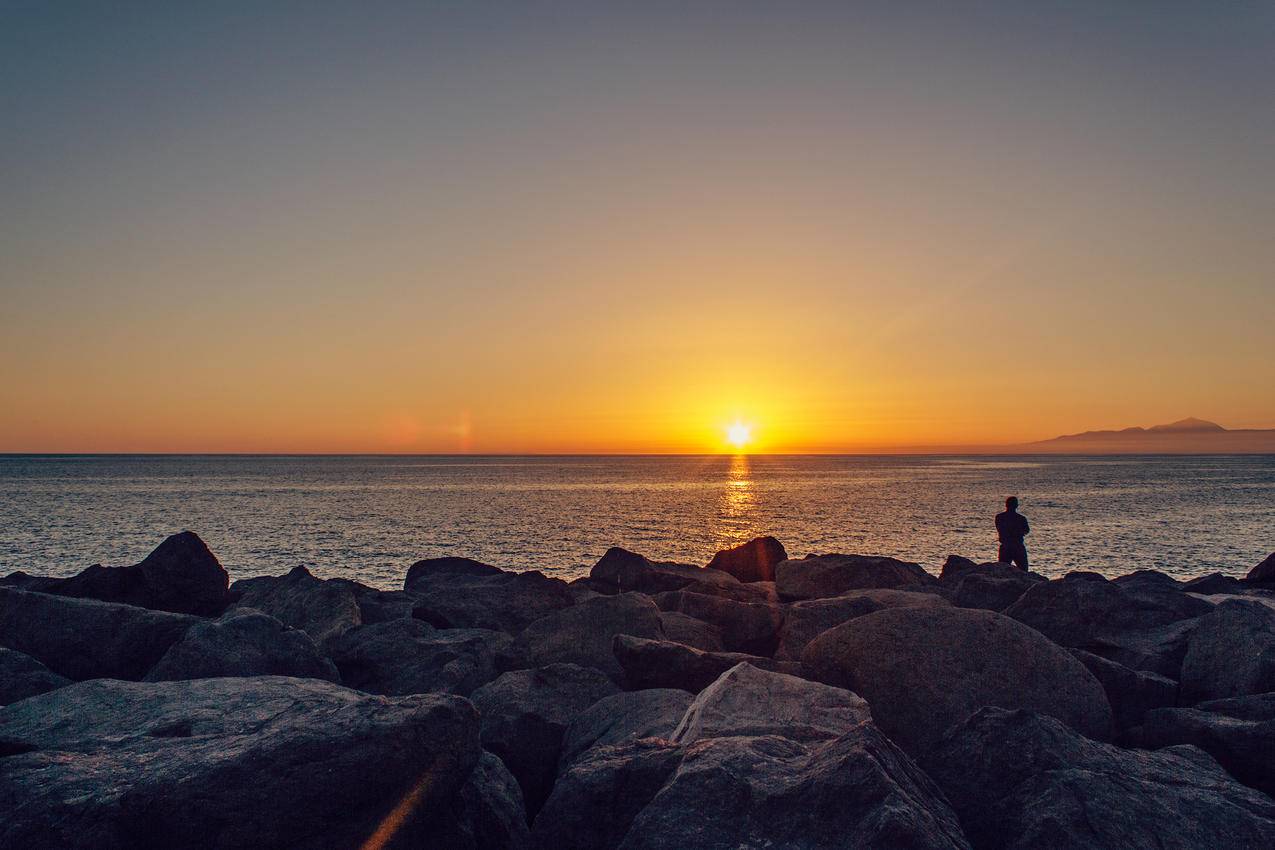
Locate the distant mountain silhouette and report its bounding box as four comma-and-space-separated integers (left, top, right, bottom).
1028, 418, 1275, 454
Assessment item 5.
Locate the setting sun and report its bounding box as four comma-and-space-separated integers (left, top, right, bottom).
726, 421, 753, 451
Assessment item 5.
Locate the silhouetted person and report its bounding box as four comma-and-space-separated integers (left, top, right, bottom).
996, 496, 1030, 571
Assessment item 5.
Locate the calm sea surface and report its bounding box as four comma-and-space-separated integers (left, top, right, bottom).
1, 454, 1271, 589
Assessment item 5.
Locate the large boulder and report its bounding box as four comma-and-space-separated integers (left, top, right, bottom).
803, 605, 1112, 758
558, 689, 693, 769
470, 664, 620, 819
0, 647, 70, 706
1131, 697, 1275, 797
407, 563, 575, 635
1112, 569, 1187, 592
656, 611, 723, 651
671, 662, 871, 745
926, 707, 1275, 850
704, 536, 788, 583
1067, 648, 1177, 732
946, 568, 1044, 612
775, 553, 939, 600
516, 593, 665, 684
651, 590, 783, 656
1180, 599, 1275, 703
423, 751, 531, 850
326, 618, 514, 697
328, 578, 417, 623
2, 532, 229, 616
144, 608, 339, 683
228, 565, 362, 647
0, 587, 196, 681
1184, 573, 1245, 595
0, 676, 481, 850
1086, 618, 1199, 679
775, 588, 950, 661
589, 547, 739, 595
1246, 552, 1275, 585
612, 635, 801, 693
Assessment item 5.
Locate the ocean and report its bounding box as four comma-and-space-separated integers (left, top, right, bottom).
1, 454, 1271, 589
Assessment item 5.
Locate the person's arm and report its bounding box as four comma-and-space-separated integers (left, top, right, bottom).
1021, 516, 1030, 536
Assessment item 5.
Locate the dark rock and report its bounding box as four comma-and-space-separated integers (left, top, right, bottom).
775, 553, 939, 600
559, 689, 693, 769
612, 635, 801, 693
408, 566, 575, 635
424, 751, 531, 850
1067, 648, 1176, 732
617, 727, 971, 850
1085, 618, 1199, 679
228, 565, 362, 647
1196, 691, 1275, 720
0, 647, 70, 705
144, 608, 339, 683
672, 662, 871, 744
651, 590, 783, 656
947, 569, 1044, 612
1184, 572, 1245, 595
589, 547, 739, 595
470, 664, 621, 819
656, 610, 723, 651
1246, 552, 1275, 585
1131, 700, 1275, 797
926, 707, 1275, 850
1112, 569, 1187, 592
1180, 599, 1275, 703
704, 536, 788, 583
775, 588, 950, 661
327, 618, 515, 697
328, 578, 417, 623
3, 532, 229, 616
803, 605, 1112, 758
938, 555, 980, 581
0, 676, 481, 850
0, 587, 196, 681
516, 593, 665, 684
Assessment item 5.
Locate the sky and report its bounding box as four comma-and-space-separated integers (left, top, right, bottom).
2, 1, 1273, 453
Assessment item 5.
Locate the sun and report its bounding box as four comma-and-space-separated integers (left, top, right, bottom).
726, 421, 752, 451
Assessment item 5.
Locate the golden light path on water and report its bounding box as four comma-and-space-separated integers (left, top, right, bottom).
713, 453, 757, 554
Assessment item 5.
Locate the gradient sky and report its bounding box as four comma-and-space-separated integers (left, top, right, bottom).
3, 2, 1273, 453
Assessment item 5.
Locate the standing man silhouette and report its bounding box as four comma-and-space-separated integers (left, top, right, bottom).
996, 496, 1030, 571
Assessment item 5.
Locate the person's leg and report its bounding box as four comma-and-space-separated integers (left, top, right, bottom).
1018, 546, 1029, 572
998, 542, 1011, 564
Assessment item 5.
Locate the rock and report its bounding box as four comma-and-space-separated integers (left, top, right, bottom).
1085, 618, 1199, 679
947, 569, 1043, 612
1131, 700, 1275, 797
926, 707, 1275, 850
1067, 648, 1176, 732
0, 648, 70, 705
0, 676, 481, 850
327, 618, 514, 697
1246, 552, 1275, 585
558, 689, 693, 769
651, 590, 783, 656
803, 605, 1112, 758
470, 664, 620, 819
3, 532, 229, 616
704, 536, 788, 583
939, 558, 1042, 585
938, 554, 981, 581
617, 727, 971, 850
0, 587, 196, 681
407, 565, 575, 635
1180, 599, 1275, 703
589, 547, 739, 595
1184, 572, 1245, 595
775, 588, 950, 661
228, 566, 362, 647
532, 739, 686, 850
329, 578, 417, 623
672, 662, 871, 744
656, 610, 723, 651
516, 593, 665, 684
775, 553, 939, 600
612, 635, 801, 693
144, 608, 339, 683
1112, 569, 1187, 592
424, 751, 531, 850
1195, 691, 1275, 720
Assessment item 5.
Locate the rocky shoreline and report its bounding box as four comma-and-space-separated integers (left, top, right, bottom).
4, 532, 1275, 848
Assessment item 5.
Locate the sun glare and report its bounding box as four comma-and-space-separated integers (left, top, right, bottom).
726, 421, 752, 451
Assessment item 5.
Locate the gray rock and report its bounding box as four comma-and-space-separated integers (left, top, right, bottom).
1131, 699, 1275, 797
775, 588, 950, 661
144, 608, 339, 683
612, 635, 801, 693
228, 565, 362, 647
424, 751, 531, 850
0, 587, 196, 681
589, 547, 740, 595
1184, 573, 1245, 595
1084, 617, 1199, 679
0, 676, 480, 850
1112, 569, 1187, 592
947, 569, 1043, 612
559, 689, 693, 769
656, 610, 723, 651
327, 618, 515, 696
1180, 599, 1275, 703
803, 605, 1112, 758
516, 593, 665, 684
471, 664, 621, 819
1067, 648, 1176, 732
0, 647, 70, 705
329, 578, 417, 623
926, 707, 1275, 850
1246, 552, 1275, 585
672, 662, 871, 745
651, 590, 783, 656
776, 553, 939, 601
408, 566, 575, 635
704, 536, 788, 583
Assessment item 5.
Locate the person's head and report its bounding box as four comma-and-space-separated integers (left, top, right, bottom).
1005, 496, 1019, 512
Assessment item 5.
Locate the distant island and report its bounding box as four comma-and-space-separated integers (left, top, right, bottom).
1025, 417, 1275, 454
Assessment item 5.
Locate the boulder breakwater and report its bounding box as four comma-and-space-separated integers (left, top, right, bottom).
4, 532, 1275, 848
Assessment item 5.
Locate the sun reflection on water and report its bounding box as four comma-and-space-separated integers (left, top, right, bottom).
713, 453, 757, 551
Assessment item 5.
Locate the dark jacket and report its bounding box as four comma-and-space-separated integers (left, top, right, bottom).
995, 510, 1029, 544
